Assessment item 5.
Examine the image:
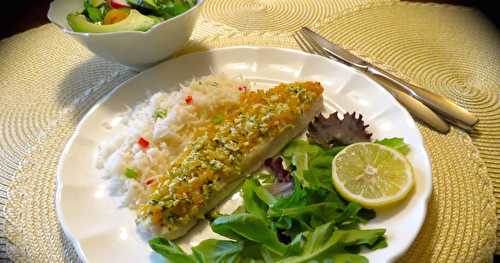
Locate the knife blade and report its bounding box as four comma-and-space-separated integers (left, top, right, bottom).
301, 27, 478, 129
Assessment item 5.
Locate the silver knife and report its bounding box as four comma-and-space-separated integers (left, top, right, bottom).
301, 27, 478, 129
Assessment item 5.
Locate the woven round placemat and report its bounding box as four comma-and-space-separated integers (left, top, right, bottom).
312, 3, 500, 260
0, 0, 498, 262
0, 25, 136, 261
201, 0, 383, 32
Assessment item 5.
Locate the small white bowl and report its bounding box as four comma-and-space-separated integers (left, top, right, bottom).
48, 0, 204, 69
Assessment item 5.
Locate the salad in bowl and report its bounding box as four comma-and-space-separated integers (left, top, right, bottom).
48, 0, 203, 68
67, 0, 197, 33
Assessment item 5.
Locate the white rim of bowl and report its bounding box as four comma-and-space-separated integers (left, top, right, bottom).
47, 0, 205, 36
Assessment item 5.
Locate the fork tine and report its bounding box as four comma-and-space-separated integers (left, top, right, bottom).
298, 29, 331, 58
293, 32, 315, 55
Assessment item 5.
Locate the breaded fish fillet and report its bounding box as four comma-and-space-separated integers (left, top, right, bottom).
138, 81, 324, 239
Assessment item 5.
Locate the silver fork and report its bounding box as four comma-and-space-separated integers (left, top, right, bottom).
293, 31, 451, 134
294, 33, 332, 58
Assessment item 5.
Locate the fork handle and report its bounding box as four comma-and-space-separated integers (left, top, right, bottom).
367, 65, 478, 127
368, 74, 450, 133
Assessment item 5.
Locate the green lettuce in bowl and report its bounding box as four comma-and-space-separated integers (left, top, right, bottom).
67, 0, 197, 33
48, 0, 203, 69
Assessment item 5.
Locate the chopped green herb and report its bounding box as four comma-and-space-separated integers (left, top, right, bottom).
124, 168, 138, 179
254, 171, 276, 186
153, 109, 168, 119
212, 114, 224, 125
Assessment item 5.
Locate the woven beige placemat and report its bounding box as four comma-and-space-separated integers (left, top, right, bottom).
312, 2, 500, 259
0, 0, 498, 262
0, 25, 136, 261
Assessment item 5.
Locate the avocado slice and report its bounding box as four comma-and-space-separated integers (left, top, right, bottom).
67, 9, 160, 33
90, 0, 106, 7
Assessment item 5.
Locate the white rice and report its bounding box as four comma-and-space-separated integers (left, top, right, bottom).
96, 73, 250, 208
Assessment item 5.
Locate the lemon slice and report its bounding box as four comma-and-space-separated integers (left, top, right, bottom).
331, 142, 414, 208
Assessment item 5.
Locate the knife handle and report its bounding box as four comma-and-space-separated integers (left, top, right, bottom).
368, 73, 450, 134
367, 65, 478, 127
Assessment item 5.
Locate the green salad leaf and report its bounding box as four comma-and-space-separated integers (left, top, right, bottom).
282, 139, 322, 158
211, 213, 288, 256
149, 136, 401, 262
127, 0, 159, 10
149, 238, 196, 263
242, 179, 268, 220
375, 137, 410, 155
150, 238, 267, 263
282, 139, 343, 191
277, 222, 386, 263
83, 1, 104, 22
155, 0, 196, 19
191, 240, 244, 263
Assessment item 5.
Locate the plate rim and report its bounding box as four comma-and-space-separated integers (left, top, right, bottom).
55, 46, 432, 262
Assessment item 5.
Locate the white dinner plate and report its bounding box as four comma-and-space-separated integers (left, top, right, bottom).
56, 47, 432, 263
